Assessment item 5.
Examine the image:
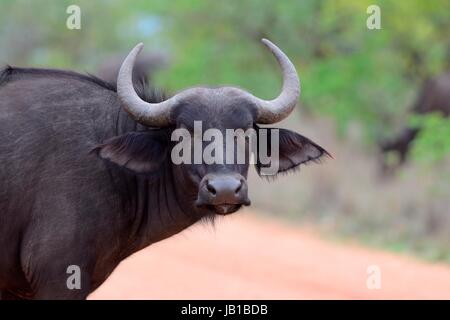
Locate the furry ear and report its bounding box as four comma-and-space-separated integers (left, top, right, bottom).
93, 130, 169, 174
255, 127, 330, 176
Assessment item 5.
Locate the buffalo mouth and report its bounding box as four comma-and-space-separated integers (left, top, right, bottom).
204, 204, 242, 215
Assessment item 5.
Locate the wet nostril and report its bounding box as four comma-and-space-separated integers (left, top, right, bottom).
206, 181, 216, 196
235, 179, 244, 194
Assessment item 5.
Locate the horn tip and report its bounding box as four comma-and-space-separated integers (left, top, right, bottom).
133, 42, 144, 52
261, 38, 278, 52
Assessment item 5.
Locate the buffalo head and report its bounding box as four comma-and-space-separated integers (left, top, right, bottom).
97, 39, 329, 215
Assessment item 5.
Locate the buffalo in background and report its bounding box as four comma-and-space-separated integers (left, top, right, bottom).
379, 70, 450, 172
96, 50, 169, 85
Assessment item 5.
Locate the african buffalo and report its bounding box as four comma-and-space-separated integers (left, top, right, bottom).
380, 70, 450, 170
0, 39, 329, 299
96, 50, 168, 85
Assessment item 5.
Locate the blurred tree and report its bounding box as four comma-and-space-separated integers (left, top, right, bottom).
0, 0, 448, 162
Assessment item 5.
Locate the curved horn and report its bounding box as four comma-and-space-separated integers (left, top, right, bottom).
117, 40, 299, 126
251, 39, 300, 124
117, 43, 176, 127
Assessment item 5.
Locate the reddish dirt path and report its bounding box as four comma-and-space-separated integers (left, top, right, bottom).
90, 210, 450, 299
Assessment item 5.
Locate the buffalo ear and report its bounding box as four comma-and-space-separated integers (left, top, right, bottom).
255, 127, 330, 176
93, 130, 169, 174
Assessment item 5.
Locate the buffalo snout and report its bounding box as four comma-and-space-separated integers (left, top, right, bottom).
196, 173, 250, 214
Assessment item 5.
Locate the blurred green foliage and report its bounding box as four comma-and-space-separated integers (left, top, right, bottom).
1, 0, 448, 161
410, 113, 450, 163
1, 0, 448, 148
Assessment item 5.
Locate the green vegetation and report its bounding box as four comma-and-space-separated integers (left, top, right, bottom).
1, 0, 448, 150
410, 113, 450, 163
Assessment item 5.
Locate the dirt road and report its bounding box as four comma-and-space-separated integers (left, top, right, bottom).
90, 210, 450, 299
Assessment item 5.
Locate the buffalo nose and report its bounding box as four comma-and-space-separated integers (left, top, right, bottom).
206, 178, 241, 197
197, 174, 250, 206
